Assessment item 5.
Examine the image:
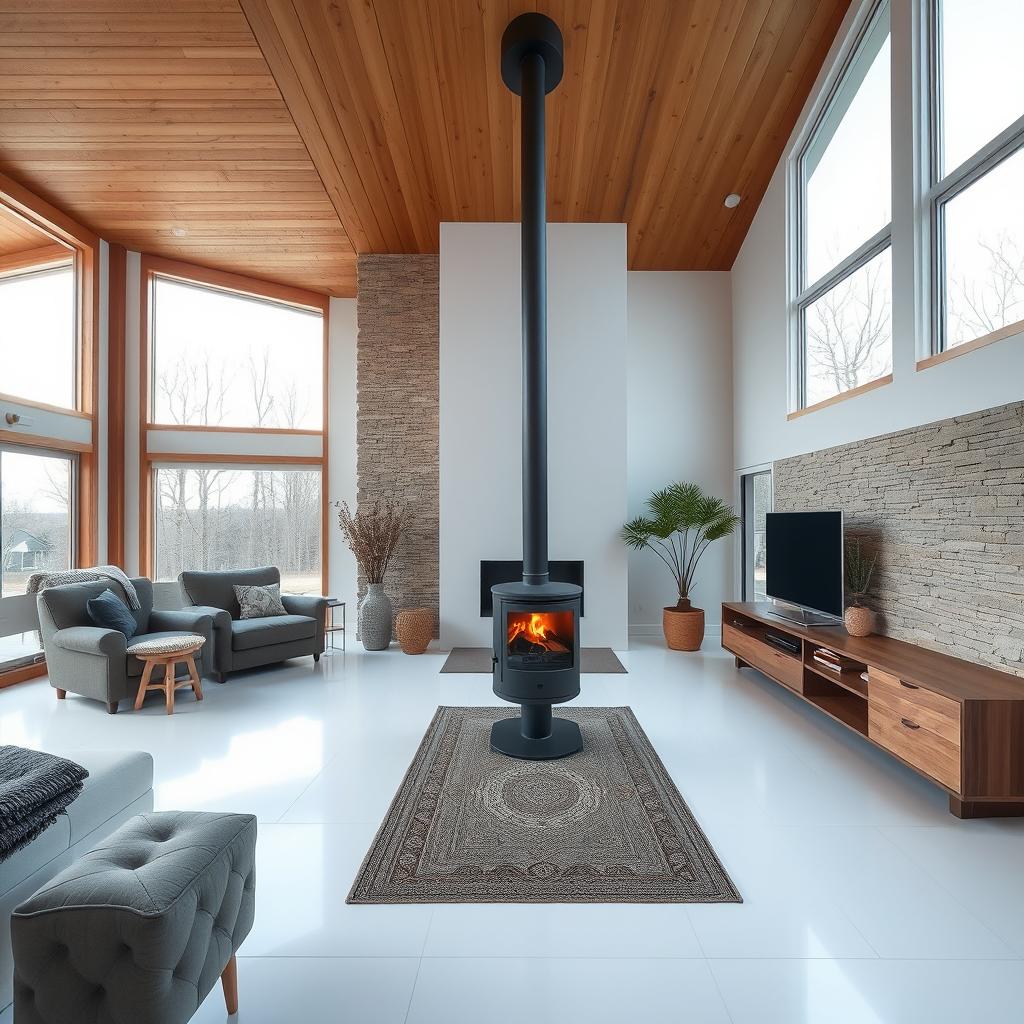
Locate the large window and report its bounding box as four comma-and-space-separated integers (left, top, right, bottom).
931, 0, 1024, 354
154, 465, 321, 593
0, 191, 97, 685
140, 257, 328, 593
150, 275, 324, 430
794, 2, 892, 411
0, 260, 76, 409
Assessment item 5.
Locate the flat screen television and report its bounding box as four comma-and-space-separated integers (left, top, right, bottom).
765, 511, 844, 623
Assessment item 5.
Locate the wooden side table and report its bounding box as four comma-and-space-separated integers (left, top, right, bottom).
129, 635, 205, 715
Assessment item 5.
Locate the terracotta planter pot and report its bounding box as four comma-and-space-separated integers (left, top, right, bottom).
663, 605, 705, 651
844, 605, 873, 637
396, 607, 435, 654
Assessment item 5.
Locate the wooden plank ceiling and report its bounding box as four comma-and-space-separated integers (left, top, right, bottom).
0, 204, 57, 257
0, 0, 354, 295
0, 0, 850, 297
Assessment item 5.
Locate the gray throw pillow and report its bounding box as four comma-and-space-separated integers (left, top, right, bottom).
234, 583, 287, 619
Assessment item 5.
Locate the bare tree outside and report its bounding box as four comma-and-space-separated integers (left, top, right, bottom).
805, 250, 893, 406
947, 231, 1024, 347
153, 353, 321, 591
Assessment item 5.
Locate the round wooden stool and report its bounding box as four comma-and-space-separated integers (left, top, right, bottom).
128, 635, 205, 715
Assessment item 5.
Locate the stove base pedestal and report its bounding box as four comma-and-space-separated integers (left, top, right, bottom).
490, 703, 582, 760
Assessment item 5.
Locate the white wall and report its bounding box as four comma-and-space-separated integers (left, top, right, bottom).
439, 222, 629, 650
732, 0, 1024, 472
627, 272, 733, 630
327, 297, 358, 616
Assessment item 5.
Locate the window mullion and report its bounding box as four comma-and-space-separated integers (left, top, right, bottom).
796, 224, 893, 308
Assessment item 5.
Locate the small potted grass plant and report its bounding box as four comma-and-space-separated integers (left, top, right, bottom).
844, 538, 876, 637
621, 482, 739, 651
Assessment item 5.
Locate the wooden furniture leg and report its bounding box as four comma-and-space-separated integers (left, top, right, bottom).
186, 654, 203, 702
56, 688, 67, 700
134, 659, 155, 711
221, 954, 238, 1014
165, 658, 175, 715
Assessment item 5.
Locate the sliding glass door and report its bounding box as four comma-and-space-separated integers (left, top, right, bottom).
741, 470, 772, 602
0, 446, 75, 669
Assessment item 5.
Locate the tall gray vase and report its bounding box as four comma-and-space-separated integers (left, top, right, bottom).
360, 583, 393, 651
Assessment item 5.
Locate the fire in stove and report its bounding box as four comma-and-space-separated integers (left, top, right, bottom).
507, 610, 573, 656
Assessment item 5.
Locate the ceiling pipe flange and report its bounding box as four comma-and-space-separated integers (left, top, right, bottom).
500, 13, 563, 95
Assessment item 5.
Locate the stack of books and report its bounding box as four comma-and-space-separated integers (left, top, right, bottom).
812, 647, 844, 673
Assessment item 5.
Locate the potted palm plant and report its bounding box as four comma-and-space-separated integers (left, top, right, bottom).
621, 482, 739, 651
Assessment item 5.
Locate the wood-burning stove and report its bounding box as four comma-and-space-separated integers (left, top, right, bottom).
490, 13, 583, 761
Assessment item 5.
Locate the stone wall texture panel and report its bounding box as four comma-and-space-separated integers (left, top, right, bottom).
356, 254, 439, 637
774, 401, 1024, 677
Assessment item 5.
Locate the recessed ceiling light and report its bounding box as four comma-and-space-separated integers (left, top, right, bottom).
724, 193, 741, 209
171, 226, 187, 237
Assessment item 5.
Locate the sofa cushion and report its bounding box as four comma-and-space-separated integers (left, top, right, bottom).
126, 631, 206, 676
231, 614, 315, 652
62, 750, 154, 846
86, 588, 138, 638
179, 567, 280, 620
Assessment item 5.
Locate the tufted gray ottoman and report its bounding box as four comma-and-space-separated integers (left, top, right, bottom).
11, 810, 256, 1024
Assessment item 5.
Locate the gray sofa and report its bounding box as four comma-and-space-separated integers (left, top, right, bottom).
37, 578, 218, 713
178, 566, 328, 682
0, 749, 154, 1012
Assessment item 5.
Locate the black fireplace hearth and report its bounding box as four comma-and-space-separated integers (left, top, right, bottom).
489, 12, 582, 761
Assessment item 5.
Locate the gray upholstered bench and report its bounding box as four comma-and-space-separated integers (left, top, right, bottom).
11, 811, 256, 1024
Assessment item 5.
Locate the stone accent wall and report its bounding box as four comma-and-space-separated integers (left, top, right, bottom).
356, 254, 439, 636
774, 401, 1024, 677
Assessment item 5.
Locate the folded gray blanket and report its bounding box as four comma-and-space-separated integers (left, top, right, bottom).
0, 747, 89, 863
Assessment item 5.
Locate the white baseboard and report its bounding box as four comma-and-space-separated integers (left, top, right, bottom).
628, 623, 721, 638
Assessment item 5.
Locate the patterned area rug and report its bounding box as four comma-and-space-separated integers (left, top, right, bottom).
348, 706, 740, 904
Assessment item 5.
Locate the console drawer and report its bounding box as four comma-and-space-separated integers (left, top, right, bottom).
868, 668, 961, 743
723, 624, 803, 693
868, 704, 961, 791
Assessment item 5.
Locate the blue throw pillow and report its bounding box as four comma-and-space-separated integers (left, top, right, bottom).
86, 589, 138, 639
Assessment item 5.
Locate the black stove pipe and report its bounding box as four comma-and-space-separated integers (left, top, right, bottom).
501, 13, 563, 588
520, 50, 548, 587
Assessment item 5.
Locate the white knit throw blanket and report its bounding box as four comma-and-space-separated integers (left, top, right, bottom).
26, 565, 142, 610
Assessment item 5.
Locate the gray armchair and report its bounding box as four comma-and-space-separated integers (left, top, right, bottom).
177, 566, 328, 683
36, 577, 216, 714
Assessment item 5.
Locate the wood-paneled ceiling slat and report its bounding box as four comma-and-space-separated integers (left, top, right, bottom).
0, 0, 851, 295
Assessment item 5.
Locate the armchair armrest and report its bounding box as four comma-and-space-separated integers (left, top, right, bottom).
281, 594, 329, 654
280, 594, 328, 620
52, 626, 127, 659
149, 608, 215, 634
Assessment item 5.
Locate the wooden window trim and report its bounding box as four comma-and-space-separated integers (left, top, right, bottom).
786, 373, 893, 420
0, 169, 99, 569
917, 317, 1024, 371
139, 254, 330, 595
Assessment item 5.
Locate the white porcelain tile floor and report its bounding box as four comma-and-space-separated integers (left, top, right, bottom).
1, 639, 1021, 1023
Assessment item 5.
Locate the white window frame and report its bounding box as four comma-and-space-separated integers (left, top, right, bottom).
790, 0, 892, 412
926, 0, 1024, 357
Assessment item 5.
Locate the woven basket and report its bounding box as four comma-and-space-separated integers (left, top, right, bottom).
663, 606, 705, 651
396, 608, 434, 655
393, 606, 434, 655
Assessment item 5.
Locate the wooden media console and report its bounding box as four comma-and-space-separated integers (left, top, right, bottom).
722, 602, 1024, 818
